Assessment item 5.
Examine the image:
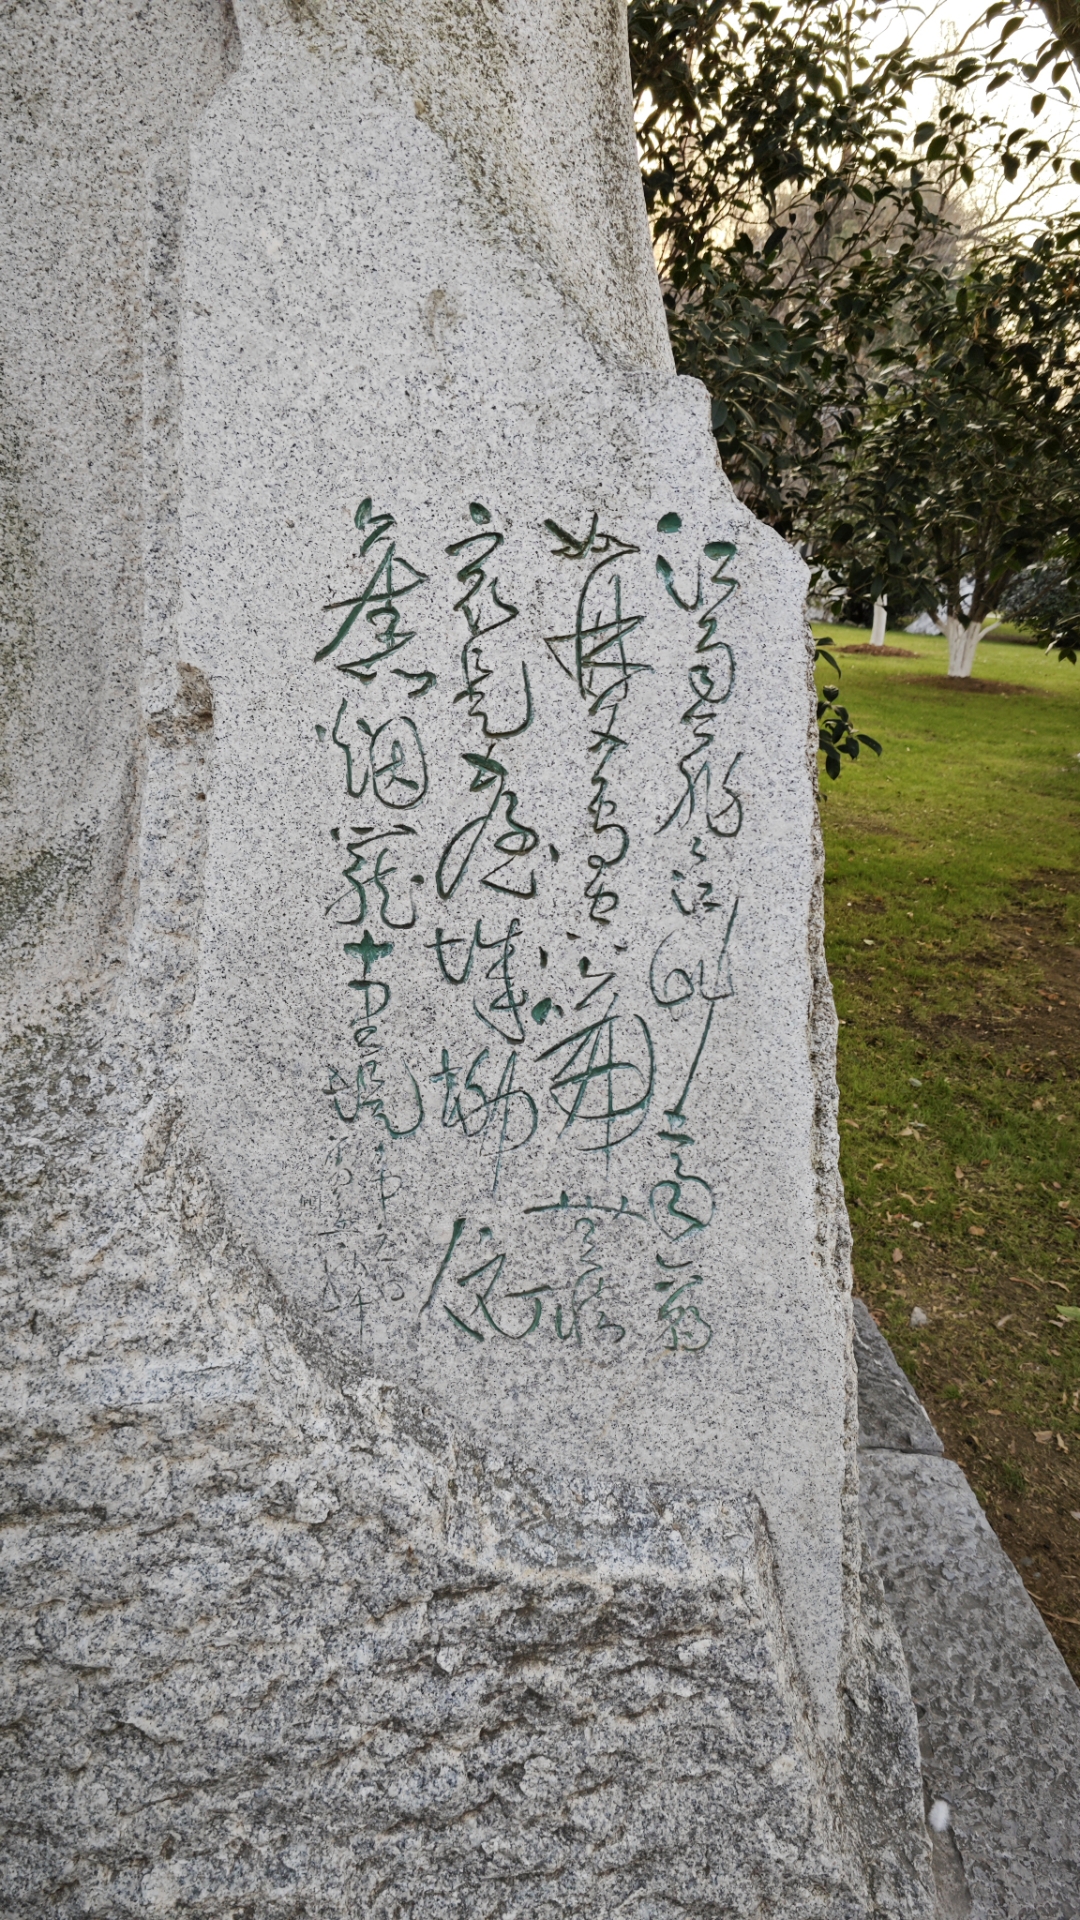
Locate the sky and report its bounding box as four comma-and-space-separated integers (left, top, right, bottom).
875, 0, 1080, 227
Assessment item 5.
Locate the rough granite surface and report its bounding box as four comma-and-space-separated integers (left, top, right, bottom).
855, 1305, 1080, 1920
0, 1035, 930, 1916
0, 0, 941, 1912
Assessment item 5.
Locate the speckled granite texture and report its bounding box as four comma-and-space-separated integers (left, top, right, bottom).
1, 1, 940, 1912
855, 1302, 1080, 1920
0, 1034, 931, 1916
853, 1300, 942, 1458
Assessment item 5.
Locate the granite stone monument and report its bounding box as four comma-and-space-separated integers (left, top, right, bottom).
1, 2, 937, 1911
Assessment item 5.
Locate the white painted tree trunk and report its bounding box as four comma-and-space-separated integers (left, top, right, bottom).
870, 597, 888, 648
943, 614, 983, 678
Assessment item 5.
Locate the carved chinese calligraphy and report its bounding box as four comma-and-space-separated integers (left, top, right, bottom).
544, 514, 650, 926
307, 489, 746, 1363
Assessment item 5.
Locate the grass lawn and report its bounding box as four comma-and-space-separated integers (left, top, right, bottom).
813, 620, 1080, 1680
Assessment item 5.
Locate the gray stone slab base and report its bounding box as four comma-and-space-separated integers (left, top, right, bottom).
854, 1301, 1080, 1920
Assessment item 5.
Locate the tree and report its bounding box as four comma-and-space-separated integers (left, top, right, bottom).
814, 223, 1080, 676
999, 551, 1080, 658
628, 0, 1065, 536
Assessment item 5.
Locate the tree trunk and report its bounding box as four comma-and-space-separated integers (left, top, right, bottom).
870, 598, 887, 649
1036, 0, 1080, 75
943, 614, 982, 678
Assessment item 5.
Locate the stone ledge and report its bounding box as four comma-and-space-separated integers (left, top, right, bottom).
854, 1299, 942, 1456
855, 1301, 1080, 1920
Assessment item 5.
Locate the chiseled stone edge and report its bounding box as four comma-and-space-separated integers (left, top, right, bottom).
803, 667, 936, 1917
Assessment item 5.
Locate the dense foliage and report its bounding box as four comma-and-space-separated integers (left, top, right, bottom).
628, 0, 1080, 677
817, 223, 1080, 647
629, 0, 1066, 529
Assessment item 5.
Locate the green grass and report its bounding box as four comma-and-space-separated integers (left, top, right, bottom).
814, 623, 1080, 1670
